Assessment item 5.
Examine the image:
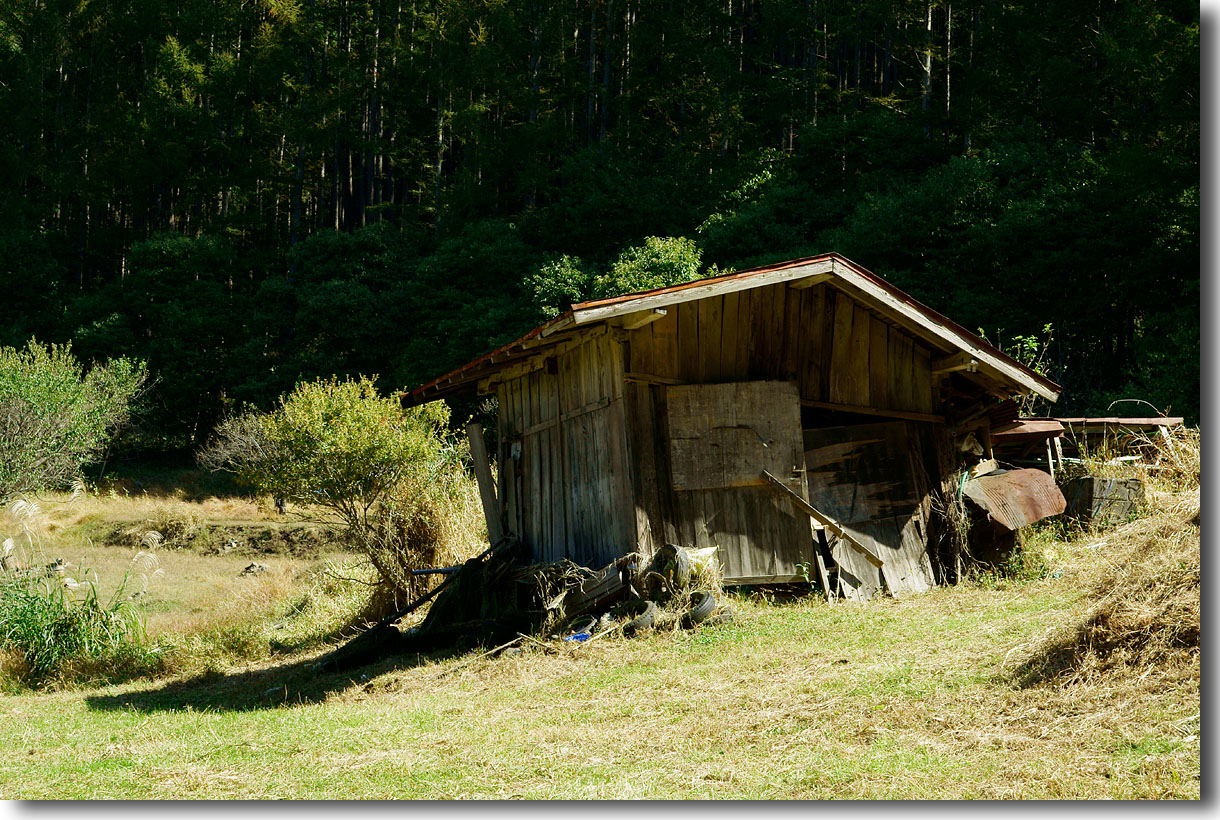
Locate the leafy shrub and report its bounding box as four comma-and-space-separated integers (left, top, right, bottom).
0, 341, 146, 499
200, 376, 482, 598
594, 236, 704, 298
526, 254, 593, 319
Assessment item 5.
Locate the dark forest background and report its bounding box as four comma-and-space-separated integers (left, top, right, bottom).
0, 0, 1199, 453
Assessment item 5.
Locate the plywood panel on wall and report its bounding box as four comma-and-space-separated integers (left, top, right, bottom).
662, 380, 815, 582
667, 381, 805, 492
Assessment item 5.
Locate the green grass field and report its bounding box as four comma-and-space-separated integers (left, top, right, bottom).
0, 485, 1200, 799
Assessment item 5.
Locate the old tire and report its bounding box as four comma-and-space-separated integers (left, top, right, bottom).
621, 600, 657, 637
681, 591, 717, 628
568, 615, 598, 634
647, 544, 692, 593
702, 606, 735, 628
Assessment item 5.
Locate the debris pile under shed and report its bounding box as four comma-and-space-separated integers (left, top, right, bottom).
317, 539, 732, 673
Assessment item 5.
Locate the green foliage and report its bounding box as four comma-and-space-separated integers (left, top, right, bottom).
0, 567, 156, 684
0, 341, 147, 498
0, 498, 162, 686
0, 0, 1199, 438
392, 220, 539, 390
526, 255, 593, 319
201, 376, 478, 594
978, 324, 1056, 414
233, 376, 446, 516
594, 236, 705, 298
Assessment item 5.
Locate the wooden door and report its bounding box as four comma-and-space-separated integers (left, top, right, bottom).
803, 422, 936, 600
665, 381, 814, 583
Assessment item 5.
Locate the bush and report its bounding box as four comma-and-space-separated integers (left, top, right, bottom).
200, 376, 482, 598
0, 341, 146, 499
593, 236, 705, 298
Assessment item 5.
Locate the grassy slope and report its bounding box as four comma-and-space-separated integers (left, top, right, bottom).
9, 491, 362, 639
0, 460, 1200, 800
0, 577, 1198, 799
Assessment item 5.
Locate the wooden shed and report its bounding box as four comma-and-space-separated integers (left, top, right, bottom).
404, 253, 1062, 600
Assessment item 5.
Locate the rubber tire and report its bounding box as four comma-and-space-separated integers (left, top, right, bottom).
681, 591, 716, 628
648, 544, 692, 592
669, 547, 692, 588
568, 615, 598, 634
702, 606, 735, 628
622, 600, 657, 637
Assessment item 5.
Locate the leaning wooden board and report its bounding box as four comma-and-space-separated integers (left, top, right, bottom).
803, 421, 936, 599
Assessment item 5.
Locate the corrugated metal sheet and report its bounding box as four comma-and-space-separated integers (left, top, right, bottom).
963, 468, 1066, 530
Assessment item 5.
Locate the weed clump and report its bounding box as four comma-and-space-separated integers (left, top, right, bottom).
1, 495, 163, 686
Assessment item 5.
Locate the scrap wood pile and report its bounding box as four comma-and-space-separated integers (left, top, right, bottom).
317, 541, 732, 673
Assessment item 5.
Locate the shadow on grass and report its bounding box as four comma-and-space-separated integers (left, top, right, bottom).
83, 645, 460, 713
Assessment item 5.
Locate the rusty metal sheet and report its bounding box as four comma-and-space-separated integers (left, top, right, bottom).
963, 468, 1066, 530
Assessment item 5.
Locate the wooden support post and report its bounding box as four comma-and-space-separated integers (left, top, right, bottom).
613, 308, 667, 330
813, 528, 834, 604
466, 422, 504, 545
931, 351, 979, 375
1045, 438, 1056, 482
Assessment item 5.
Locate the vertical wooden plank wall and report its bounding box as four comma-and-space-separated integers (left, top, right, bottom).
620, 282, 946, 578
624, 283, 936, 415
496, 331, 635, 566
496, 281, 949, 576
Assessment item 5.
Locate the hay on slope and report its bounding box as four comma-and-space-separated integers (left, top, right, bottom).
1011, 427, 1200, 688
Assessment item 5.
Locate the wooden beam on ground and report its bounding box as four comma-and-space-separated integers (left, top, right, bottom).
813, 528, 834, 604
799, 399, 945, 424
466, 422, 504, 545
760, 470, 884, 569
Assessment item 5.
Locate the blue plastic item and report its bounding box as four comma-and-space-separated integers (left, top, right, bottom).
562, 632, 592, 642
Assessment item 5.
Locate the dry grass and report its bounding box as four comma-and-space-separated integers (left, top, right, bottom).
1, 486, 372, 688
1006, 424, 1200, 702
1, 569, 1194, 798
1009, 499, 1199, 689
360, 469, 486, 612
0, 436, 1200, 798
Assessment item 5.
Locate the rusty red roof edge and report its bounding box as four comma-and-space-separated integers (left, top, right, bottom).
403, 311, 575, 404
570, 254, 827, 310
404, 251, 1061, 405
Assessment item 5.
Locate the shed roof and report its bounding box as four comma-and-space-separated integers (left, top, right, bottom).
403, 252, 1061, 407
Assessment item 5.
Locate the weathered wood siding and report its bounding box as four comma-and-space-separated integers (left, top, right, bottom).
625, 282, 936, 414
496, 331, 634, 566
803, 422, 937, 599
661, 381, 815, 582
495, 281, 947, 585
623, 282, 941, 579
